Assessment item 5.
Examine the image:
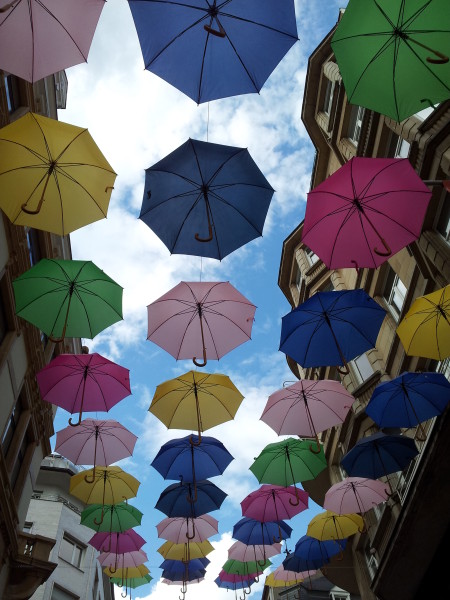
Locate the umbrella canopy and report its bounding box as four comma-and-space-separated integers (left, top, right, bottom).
302, 157, 431, 269
270, 565, 307, 583
217, 569, 260, 583
241, 484, 308, 522
36, 353, 131, 426
265, 571, 307, 587
81, 502, 143, 534
149, 370, 243, 443
110, 574, 152, 589
147, 281, 256, 367
283, 551, 327, 573
233, 517, 292, 546
157, 515, 219, 543
139, 138, 274, 260
98, 549, 148, 569
397, 285, 450, 360
228, 540, 282, 562
261, 379, 354, 451
222, 558, 271, 576
158, 540, 214, 560
215, 576, 255, 590
0, 112, 116, 235
307, 511, 364, 541
293, 535, 347, 563
89, 529, 146, 554
331, 0, 450, 122
279, 289, 386, 372
127, 0, 298, 104
104, 564, 150, 579
155, 480, 227, 518
163, 578, 204, 585
13, 259, 123, 342
160, 557, 209, 577
163, 566, 207, 581
324, 477, 389, 515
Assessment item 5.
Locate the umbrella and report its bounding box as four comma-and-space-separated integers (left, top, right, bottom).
81, 502, 143, 534
110, 574, 152, 592
157, 540, 214, 560
228, 540, 282, 563
0, 112, 116, 235
89, 529, 146, 554
149, 370, 243, 444
147, 281, 256, 367
163, 578, 204, 585
397, 285, 450, 360
139, 138, 274, 260
241, 485, 308, 533
279, 289, 386, 374
36, 353, 131, 427
265, 571, 309, 587
249, 438, 327, 505
283, 551, 328, 574
270, 565, 308, 583
302, 157, 431, 269
160, 557, 209, 577
307, 510, 364, 541
104, 564, 150, 580
55, 419, 137, 475
222, 558, 271, 583
217, 569, 260, 584
341, 432, 419, 494
127, 0, 298, 104
261, 379, 354, 452
215, 576, 255, 590
157, 514, 219, 543
233, 517, 292, 550
98, 549, 148, 569
331, 0, 450, 122
155, 480, 227, 518
324, 477, 389, 517
366, 371, 450, 440
163, 566, 207, 582
293, 535, 348, 563
13, 258, 123, 342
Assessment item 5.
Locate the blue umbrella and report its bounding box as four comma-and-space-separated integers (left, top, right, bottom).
215, 576, 256, 590
282, 551, 327, 573
160, 557, 210, 577
233, 517, 292, 556
127, 1, 299, 104
139, 138, 274, 260
155, 479, 227, 518
279, 289, 386, 374
293, 534, 347, 562
365, 372, 450, 439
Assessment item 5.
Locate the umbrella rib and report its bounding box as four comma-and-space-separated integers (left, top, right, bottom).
218, 8, 299, 40
207, 188, 266, 235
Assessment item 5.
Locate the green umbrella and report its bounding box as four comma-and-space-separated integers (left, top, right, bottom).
81, 502, 143, 533
12, 258, 123, 341
331, 0, 450, 122
110, 573, 152, 592
222, 558, 271, 577
250, 438, 327, 505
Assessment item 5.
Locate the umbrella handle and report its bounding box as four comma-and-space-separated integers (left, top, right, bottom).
193, 308, 208, 367
101, 537, 112, 553
186, 517, 196, 540
195, 187, 214, 242
0, 1, 18, 11
336, 361, 350, 376
373, 236, 391, 257
68, 410, 83, 427
189, 431, 202, 446
204, 16, 226, 38
21, 165, 54, 215
195, 222, 213, 243
309, 435, 322, 454
273, 522, 282, 544
408, 38, 449, 64
49, 286, 74, 345
84, 465, 96, 484
186, 480, 198, 504
93, 503, 105, 526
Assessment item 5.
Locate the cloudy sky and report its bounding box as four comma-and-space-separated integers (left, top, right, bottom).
51, 1, 346, 598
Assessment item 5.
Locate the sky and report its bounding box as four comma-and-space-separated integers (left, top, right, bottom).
50, 1, 346, 598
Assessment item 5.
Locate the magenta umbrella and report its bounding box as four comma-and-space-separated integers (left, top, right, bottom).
302, 157, 431, 269
241, 485, 308, 531
36, 353, 131, 426
228, 540, 282, 563
55, 419, 137, 483
0, 0, 105, 83
324, 477, 389, 516
261, 380, 354, 453
147, 281, 256, 367
157, 515, 219, 543
89, 529, 146, 555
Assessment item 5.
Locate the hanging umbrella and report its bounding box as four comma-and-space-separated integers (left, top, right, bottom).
160, 557, 209, 577
215, 576, 255, 590
249, 438, 327, 506
139, 138, 274, 260
397, 285, 450, 360
104, 564, 150, 580
157, 514, 219, 543
110, 573, 152, 590
158, 540, 214, 561
81, 502, 143, 534
265, 571, 309, 587
293, 535, 348, 564
149, 370, 244, 444
127, 0, 298, 104
217, 569, 260, 584
241, 485, 308, 532
324, 477, 389, 516
228, 540, 282, 563
0, 112, 116, 235
222, 558, 271, 583
233, 517, 292, 549
0, 0, 105, 83
163, 578, 204, 585
98, 549, 148, 569
302, 157, 431, 269
13, 258, 123, 342
307, 510, 364, 541
89, 529, 146, 554
163, 566, 207, 582
261, 380, 354, 452
147, 281, 256, 367
279, 289, 386, 374
283, 551, 328, 574
331, 0, 450, 122
36, 353, 131, 427
270, 565, 308, 583
155, 480, 227, 518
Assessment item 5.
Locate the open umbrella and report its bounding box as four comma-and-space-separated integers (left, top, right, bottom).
160, 557, 209, 578
89, 529, 146, 554
293, 535, 347, 564
147, 281, 256, 367
13, 259, 123, 342
127, 0, 298, 104
110, 574, 152, 599
302, 157, 431, 269
241, 485, 308, 529
157, 514, 219, 543
307, 511, 364, 541
331, 0, 450, 122
228, 541, 282, 563
279, 289, 386, 374
324, 477, 389, 516
98, 549, 148, 570
37, 353, 131, 426
265, 570, 310, 587
139, 138, 274, 260
261, 379, 354, 452
104, 564, 150, 580
157, 540, 214, 561
81, 502, 143, 534
149, 371, 243, 444
222, 558, 271, 584
397, 285, 450, 360
232, 517, 292, 549
283, 551, 328, 574
155, 480, 227, 518
0, 112, 116, 235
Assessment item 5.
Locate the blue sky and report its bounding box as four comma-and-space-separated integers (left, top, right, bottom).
51, 1, 346, 597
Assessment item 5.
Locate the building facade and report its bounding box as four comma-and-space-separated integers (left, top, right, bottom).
277, 13, 450, 600
0, 70, 81, 598
263, 574, 360, 600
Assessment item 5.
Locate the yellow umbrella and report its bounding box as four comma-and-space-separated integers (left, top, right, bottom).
104, 564, 150, 579
157, 540, 214, 561
397, 285, 450, 360
0, 112, 116, 235
307, 510, 363, 541
149, 371, 244, 444
265, 573, 299, 587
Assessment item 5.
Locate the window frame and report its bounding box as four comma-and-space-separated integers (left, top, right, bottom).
347, 105, 365, 145
323, 78, 335, 116
382, 266, 407, 319
59, 533, 86, 570
350, 353, 374, 385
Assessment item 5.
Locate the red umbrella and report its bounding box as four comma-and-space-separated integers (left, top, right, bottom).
147, 281, 256, 367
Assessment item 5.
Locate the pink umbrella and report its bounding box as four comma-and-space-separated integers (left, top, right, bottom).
147, 281, 256, 367
55, 419, 137, 483
89, 529, 146, 555
157, 515, 219, 543
0, 0, 105, 83
271, 565, 308, 582
228, 540, 282, 562
324, 477, 389, 516
261, 380, 354, 453
36, 353, 131, 426
302, 157, 431, 269
97, 549, 148, 570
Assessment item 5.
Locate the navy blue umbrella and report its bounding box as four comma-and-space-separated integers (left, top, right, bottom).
279, 289, 386, 374
139, 138, 274, 260
293, 534, 347, 562
127, 0, 299, 104
215, 576, 256, 590
160, 557, 210, 578
155, 479, 227, 518
283, 551, 327, 573
233, 517, 292, 551
366, 372, 450, 439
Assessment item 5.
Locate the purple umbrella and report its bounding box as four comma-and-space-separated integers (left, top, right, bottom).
89, 529, 146, 555
241, 485, 308, 528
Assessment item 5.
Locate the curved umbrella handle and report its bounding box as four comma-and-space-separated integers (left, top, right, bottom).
68, 409, 83, 427
93, 503, 105, 526
189, 431, 202, 446
373, 236, 391, 257
195, 222, 213, 243
193, 354, 207, 367
21, 164, 54, 215
193, 307, 208, 367
186, 481, 198, 504
0, 1, 19, 12
84, 465, 96, 484
409, 38, 449, 63
336, 361, 350, 376
309, 435, 322, 454
288, 484, 301, 507
273, 522, 282, 544
195, 187, 214, 242
186, 517, 196, 540
204, 16, 226, 38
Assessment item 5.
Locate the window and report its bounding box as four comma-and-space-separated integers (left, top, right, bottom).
295, 267, 302, 292
4, 74, 20, 113
436, 191, 450, 244
26, 228, 42, 266
51, 585, 79, 600
59, 534, 86, 569
330, 593, 350, 600
348, 105, 365, 145
23, 521, 33, 533
10, 434, 28, 490
350, 353, 374, 384
364, 544, 378, 579
2, 400, 23, 457
323, 79, 335, 115
383, 266, 407, 318
394, 138, 410, 158
305, 247, 319, 266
